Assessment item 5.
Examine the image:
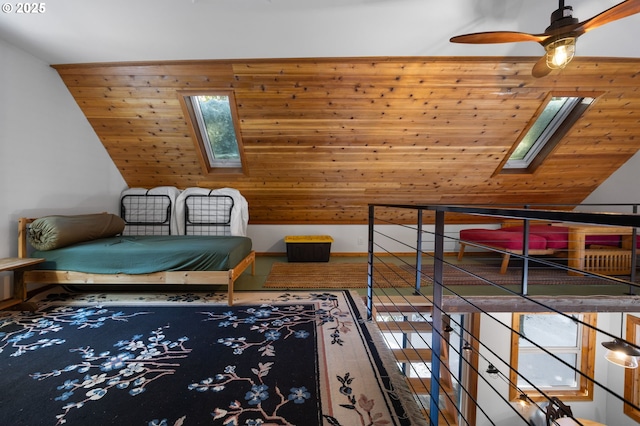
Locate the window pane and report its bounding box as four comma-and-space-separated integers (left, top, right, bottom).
510, 313, 595, 401
409, 332, 430, 349
376, 313, 406, 322
381, 332, 404, 349
407, 362, 431, 378
509, 97, 567, 161
193, 95, 240, 166
520, 314, 578, 347
517, 352, 578, 388
410, 313, 431, 322
504, 96, 593, 171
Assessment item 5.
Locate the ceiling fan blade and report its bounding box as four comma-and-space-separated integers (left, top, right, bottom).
450, 31, 548, 44
531, 56, 552, 78
574, 0, 640, 35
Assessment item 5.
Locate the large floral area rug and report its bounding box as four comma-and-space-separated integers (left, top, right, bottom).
0, 288, 425, 426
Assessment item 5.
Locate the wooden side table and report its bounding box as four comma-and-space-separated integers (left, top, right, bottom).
553, 223, 633, 276
0, 257, 45, 310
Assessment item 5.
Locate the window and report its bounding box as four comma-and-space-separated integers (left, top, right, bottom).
179, 90, 246, 174
500, 95, 595, 174
509, 313, 596, 401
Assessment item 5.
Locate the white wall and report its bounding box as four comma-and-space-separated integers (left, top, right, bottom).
0, 38, 126, 298
579, 151, 640, 212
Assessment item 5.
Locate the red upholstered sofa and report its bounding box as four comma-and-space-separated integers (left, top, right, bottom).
457, 224, 622, 274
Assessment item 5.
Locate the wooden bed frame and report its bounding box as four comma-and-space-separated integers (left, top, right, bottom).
17, 217, 255, 306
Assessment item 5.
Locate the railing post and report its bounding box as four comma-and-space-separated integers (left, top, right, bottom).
630, 204, 637, 295
429, 209, 445, 426
367, 205, 375, 321
415, 209, 423, 294
521, 213, 530, 296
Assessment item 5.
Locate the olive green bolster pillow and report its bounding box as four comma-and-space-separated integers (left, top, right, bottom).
27, 213, 126, 251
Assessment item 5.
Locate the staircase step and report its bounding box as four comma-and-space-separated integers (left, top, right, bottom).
374, 304, 433, 314
406, 377, 456, 395
391, 347, 433, 362
376, 320, 433, 333
373, 295, 434, 307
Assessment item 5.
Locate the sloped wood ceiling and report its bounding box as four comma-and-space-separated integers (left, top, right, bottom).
53, 57, 640, 224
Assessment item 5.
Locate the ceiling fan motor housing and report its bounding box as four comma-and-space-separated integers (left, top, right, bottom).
547, 6, 579, 31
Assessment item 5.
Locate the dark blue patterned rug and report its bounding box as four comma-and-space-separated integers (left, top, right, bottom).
0, 289, 425, 426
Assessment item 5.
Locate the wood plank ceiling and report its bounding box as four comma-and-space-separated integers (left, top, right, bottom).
53, 56, 640, 224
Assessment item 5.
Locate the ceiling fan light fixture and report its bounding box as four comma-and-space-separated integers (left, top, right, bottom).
602, 339, 640, 369
545, 37, 576, 69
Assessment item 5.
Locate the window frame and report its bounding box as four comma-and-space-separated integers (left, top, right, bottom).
496, 92, 598, 175
178, 89, 247, 176
509, 312, 596, 402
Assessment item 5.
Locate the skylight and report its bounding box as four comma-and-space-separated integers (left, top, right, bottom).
180, 91, 245, 174
502, 95, 595, 173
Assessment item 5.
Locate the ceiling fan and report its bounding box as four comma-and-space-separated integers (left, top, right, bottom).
450, 0, 640, 77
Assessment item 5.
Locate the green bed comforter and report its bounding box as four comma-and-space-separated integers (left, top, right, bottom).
32, 235, 252, 274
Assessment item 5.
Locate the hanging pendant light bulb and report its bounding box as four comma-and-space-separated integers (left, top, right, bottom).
516, 393, 530, 408
602, 314, 640, 369
545, 37, 576, 69
602, 339, 640, 369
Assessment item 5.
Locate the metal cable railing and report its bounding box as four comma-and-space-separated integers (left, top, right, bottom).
366, 203, 640, 426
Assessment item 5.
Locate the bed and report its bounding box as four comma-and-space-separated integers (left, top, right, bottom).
17, 187, 255, 306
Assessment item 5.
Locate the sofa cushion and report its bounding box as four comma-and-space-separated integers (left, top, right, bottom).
502, 225, 569, 250
501, 224, 622, 248
460, 228, 548, 251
